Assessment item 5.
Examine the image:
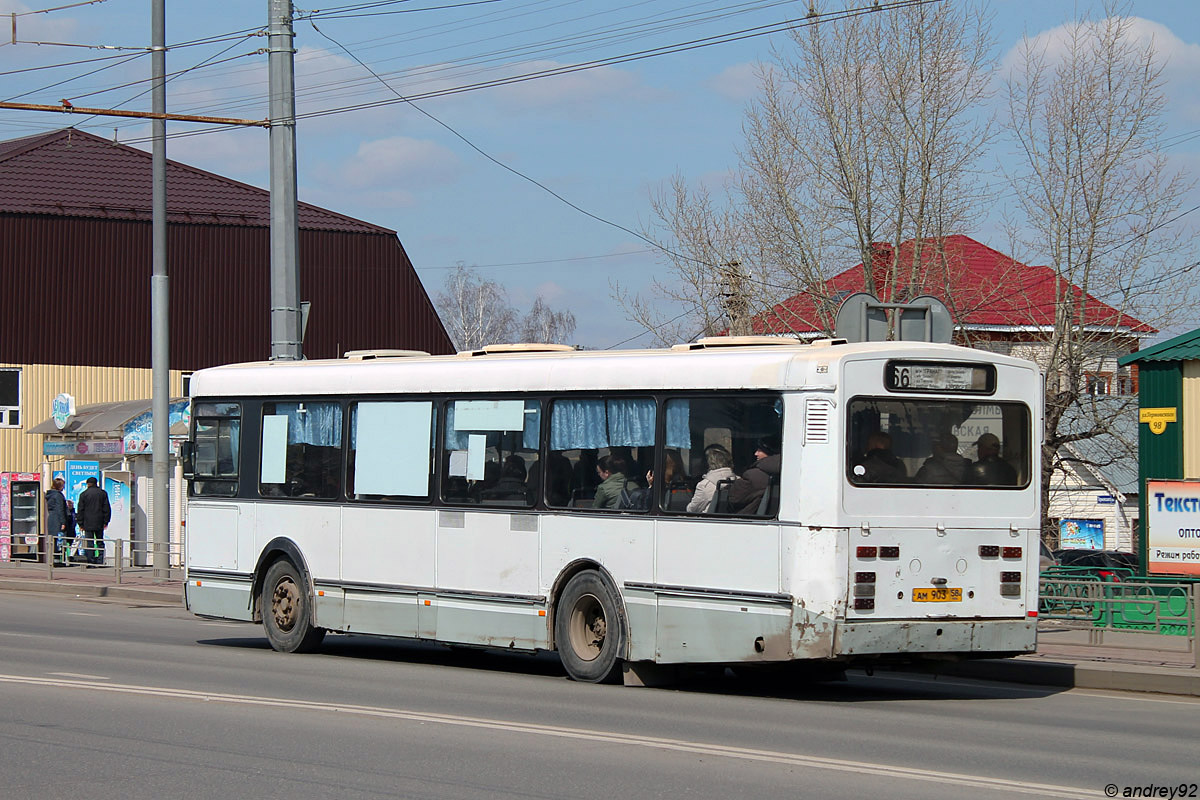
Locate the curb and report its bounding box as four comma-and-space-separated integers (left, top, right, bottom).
927, 658, 1200, 697
0, 578, 183, 606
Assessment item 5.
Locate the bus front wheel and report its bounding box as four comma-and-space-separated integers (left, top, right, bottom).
555, 570, 625, 683
262, 559, 326, 654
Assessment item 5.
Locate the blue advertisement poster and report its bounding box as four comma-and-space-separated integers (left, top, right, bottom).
1059, 518, 1104, 550
64, 461, 102, 507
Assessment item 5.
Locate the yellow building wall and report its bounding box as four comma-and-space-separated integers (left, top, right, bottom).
0, 362, 186, 474
1184, 361, 1200, 479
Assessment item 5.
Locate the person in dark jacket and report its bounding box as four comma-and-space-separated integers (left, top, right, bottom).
967, 432, 1018, 485
75, 476, 111, 565
857, 431, 907, 483
44, 477, 68, 562
728, 437, 782, 514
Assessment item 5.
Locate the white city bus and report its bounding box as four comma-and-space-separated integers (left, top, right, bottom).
182, 336, 1042, 683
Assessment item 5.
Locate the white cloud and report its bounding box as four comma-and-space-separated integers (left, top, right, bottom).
1000, 15, 1200, 124
309, 136, 461, 209
489, 60, 644, 112
1002, 16, 1200, 75
707, 62, 766, 102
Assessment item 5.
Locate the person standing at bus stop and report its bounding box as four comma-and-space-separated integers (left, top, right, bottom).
44, 477, 68, 563
76, 476, 111, 566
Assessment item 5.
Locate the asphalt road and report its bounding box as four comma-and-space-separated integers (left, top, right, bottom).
0, 589, 1194, 800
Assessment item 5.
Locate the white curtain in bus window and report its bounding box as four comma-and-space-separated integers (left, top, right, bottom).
353, 402, 432, 496
261, 415, 288, 484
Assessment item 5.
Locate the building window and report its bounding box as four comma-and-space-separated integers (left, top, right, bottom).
0, 368, 20, 427
1114, 371, 1137, 396
182, 372, 193, 397
1086, 373, 1110, 396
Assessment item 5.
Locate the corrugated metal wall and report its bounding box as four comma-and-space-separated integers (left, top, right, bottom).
0, 362, 186, 473
1183, 361, 1200, 478
0, 215, 453, 370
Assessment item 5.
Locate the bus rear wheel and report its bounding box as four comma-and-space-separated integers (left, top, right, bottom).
555, 570, 625, 683
262, 559, 326, 654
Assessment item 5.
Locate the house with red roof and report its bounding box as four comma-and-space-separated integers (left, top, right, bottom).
751, 234, 1153, 550
752, 234, 1154, 396
0, 128, 452, 562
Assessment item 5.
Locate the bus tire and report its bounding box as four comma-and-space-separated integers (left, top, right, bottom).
555, 570, 625, 684
262, 559, 326, 654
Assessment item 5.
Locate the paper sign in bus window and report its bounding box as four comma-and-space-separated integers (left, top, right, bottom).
448, 450, 468, 477
466, 434, 487, 480
455, 400, 525, 431
355, 402, 432, 496
260, 415, 289, 484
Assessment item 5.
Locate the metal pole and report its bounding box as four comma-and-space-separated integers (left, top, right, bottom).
151, 0, 170, 578
268, 0, 302, 361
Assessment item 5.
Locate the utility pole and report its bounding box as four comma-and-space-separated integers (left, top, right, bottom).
150, 0, 169, 578
268, 0, 302, 361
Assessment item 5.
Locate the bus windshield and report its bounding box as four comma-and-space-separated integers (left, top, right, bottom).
846, 397, 1031, 488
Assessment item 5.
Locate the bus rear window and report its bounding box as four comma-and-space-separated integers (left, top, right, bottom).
847, 398, 1031, 489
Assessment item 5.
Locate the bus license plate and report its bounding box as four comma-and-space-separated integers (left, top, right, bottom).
912, 587, 962, 602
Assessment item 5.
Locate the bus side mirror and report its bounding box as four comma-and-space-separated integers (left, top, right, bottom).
180, 441, 195, 480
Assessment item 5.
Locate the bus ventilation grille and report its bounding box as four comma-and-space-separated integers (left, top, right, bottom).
804, 398, 832, 445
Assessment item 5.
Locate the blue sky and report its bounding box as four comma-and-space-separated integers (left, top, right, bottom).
1, 0, 1198, 349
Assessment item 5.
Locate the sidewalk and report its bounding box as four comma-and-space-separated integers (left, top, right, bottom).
0, 560, 183, 605
1, 561, 1196, 696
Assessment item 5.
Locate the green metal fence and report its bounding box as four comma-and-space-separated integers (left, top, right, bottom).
1039, 572, 1199, 667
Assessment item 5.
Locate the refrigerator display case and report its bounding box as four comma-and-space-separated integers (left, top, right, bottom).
1, 472, 41, 562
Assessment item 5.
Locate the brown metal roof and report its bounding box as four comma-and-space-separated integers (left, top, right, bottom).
28, 397, 188, 435
0, 128, 388, 234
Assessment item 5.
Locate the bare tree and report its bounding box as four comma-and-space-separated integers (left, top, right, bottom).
517, 297, 577, 344
1004, 5, 1195, 536
435, 265, 577, 350
619, 1, 996, 343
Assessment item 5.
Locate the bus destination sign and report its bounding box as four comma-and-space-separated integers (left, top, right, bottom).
885, 361, 995, 394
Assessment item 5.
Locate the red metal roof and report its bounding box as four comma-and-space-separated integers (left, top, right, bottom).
753, 234, 1155, 335
0, 128, 388, 234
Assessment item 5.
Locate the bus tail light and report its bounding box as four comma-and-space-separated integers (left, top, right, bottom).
979, 545, 999, 558
1002, 547, 1022, 559
879, 546, 900, 558
1000, 571, 1021, 596
857, 546, 877, 558
1000, 572, 1021, 582
853, 572, 876, 609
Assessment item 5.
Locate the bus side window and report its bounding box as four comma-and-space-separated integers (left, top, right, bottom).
546, 397, 657, 512
348, 401, 435, 501
664, 394, 781, 517
441, 399, 539, 508
259, 401, 343, 499
191, 402, 240, 498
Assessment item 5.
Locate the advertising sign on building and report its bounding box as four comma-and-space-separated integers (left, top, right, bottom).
44, 440, 124, 456
1059, 518, 1104, 550
1145, 479, 1200, 576
65, 461, 102, 508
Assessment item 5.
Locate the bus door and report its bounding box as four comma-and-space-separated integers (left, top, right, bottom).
435, 399, 543, 648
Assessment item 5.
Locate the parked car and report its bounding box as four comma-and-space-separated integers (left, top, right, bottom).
1039, 541, 1058, 570
1052, 549, 1138, 581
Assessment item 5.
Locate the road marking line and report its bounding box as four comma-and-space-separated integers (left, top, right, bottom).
66, 612, 100, 617
0, 673, 1098, 798
48, 672, 110, 681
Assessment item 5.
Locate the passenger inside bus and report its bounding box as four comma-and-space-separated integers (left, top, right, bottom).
593, 454, 636, 509
856, 432, 907, 483
479, 454, 530, 503
727, 436, 781, 513
967, 432, 1018, 485
914, 433, 968, 484
687, 444, 735, 513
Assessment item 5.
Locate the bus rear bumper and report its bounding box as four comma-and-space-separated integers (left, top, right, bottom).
834, 619, 1036, 657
